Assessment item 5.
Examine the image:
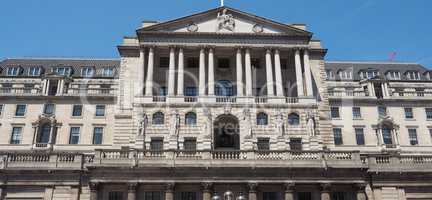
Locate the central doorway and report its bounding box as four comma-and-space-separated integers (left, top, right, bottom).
213, 114, 240, 150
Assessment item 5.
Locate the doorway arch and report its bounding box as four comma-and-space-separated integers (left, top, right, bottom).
213, 114, 240, 150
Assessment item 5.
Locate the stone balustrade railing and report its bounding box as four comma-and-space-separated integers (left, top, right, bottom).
1, 151, 432, 172
391, 91, 432, 97
140, 96, 308, 104
65, 88, 115, 96
328, 90, 368, 97
0, 87, 41, 96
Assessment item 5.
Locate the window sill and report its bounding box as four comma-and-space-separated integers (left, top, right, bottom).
352, 118, 363, 120
71, 116, 84, 119
13, 116, 26, 118
331, 118, 342, 120
405, 118, 416, 121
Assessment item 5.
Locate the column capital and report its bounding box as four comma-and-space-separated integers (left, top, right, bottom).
274, 49, 280, 54
128, 183, 138, 191
248, 182, 258, 193
165, 182, 175, 192
208, 48, 214, 53
89, 182, 99, 192
265, 49, 272, 54
201, 182, 213, 192
353, 183, 367, 191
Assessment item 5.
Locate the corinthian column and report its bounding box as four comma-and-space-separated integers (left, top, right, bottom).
137, 48, 146, 95
199, 48, 206, 96
245, 49, 253, 96
208, 48, 215, 96
168, 47, 176, 96
128, 183, 137, 200
177, 48, 184, 96
265, 49, 274, 96
236, 49, 244, 96
294, 49, 304, 97
89, 183, 99, 200
145, 47, 155, 96
274, 49, 284, 97
303, 49, 313, 96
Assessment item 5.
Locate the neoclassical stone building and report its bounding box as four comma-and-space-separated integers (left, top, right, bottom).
0, 6, 431, 200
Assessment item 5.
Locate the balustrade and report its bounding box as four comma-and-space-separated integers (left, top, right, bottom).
0, 87, 41, 95
1, 151, 432, 171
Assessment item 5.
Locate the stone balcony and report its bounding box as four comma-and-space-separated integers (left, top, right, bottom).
64, 87, 116, 97
0, 87, 42, 96
1, 150, 431, 172
139, 96, 316, 105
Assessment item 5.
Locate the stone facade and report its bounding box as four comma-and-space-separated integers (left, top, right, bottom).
0, 6, 431, 200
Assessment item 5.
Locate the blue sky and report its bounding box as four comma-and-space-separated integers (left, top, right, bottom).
1, 0, 431, 67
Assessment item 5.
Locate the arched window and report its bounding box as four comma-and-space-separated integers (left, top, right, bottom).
382, 125, 393, 145
215, 80, 234, 96
256, 112, 268, 125
152, 112, 164, 125
288, 113, 300, 125
185, 112, 197, 125
38, 123, 51, 143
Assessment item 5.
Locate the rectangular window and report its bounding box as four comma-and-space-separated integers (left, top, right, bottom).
355, 128, 365, 145
218, 58, 230, 68
426, 108, 432, 120
55, 67, 71, 76
185, 87, 197, 96
10, 127, 22, 144
69, 127, 81, 144
95, 105, 105, 117
93, 127, 104, 144
159, 57, 169, 68
28, 67, 41, 76
404, 108, 414, 119
352, 107, 361, 119
331, 107, 340, 119
0, 104, 3, 116
151, 138, 164, 151
325, 70, 334, 79
102, 67, 115, 77
174, 192, 196, 200
187, 57, 199, 68
81, 67, 94, 77
108, 191, 123, 200
72, 105, 83, 117
159, 87, 167, 96
183, 138, 197, 151
7, 67, 20, 76
257, 138, 270, 151
408, 129, 418, 145
430, 129, 432, 142
15, 104, 27, 116
144, 192, 163, 200
333, 128, 343, 145
43, 104, 55, 115
289, 138, 302, 151
378, 106, 387, 118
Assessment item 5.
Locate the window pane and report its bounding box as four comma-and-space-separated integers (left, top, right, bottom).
382, 128, 393, 145
184, 138, 196, 151
257, 138, 270, 150
185, 113, 197, 125
378, 107, 387, 117
38, 124, 51, 143
95, 105, 105, 116
355, 128, 365, 145
15, 105, 26, 116
289, 138, 302, 151
331, 107, 340, 118
93, 127, 103, 144
288, 113, 300, 125
72, 105, 83, 116
10, 127, 22, 144
352, 107, 361, 119
409, 129, 418, 145
405, 108, 413, 119
69, 127, 80, 144
151, 139, 164, 151
426, 108, 432, 119
256, 113, 268, 125
153, 112, 164, 125
185, 87, 197, 96
333, 128, 343, 145
44, 104, 55, 115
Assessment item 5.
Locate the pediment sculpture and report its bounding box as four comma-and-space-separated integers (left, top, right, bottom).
217, 9, 235, 31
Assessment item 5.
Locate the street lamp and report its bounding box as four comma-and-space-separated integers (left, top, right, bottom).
212, 191, 247, 200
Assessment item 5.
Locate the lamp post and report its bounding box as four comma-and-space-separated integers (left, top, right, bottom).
212, 191, 247, 200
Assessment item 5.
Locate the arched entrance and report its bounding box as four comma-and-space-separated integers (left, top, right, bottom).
213, 114, 240, 150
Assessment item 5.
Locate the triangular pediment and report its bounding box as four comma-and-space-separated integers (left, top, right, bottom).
138, 6, 312, 36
